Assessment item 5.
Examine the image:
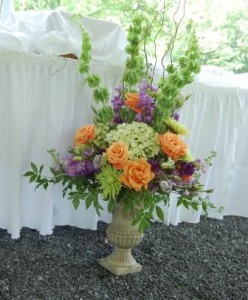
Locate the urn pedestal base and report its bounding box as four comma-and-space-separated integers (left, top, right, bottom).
99, 249, 142, 275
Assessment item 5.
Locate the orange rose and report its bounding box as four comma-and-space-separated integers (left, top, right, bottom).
159, 132, 187, 161
120, 159, 154, 191
125, 93, 143, 113
106, 142, 129, 169
73, 125, 95, 147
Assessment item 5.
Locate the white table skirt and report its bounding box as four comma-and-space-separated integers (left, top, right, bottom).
1, 51, 248, 238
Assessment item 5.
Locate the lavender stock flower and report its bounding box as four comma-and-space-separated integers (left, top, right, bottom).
111, 85, 124, 124
62, 156, 96, 177
137, 92, 155, 124
138, 78, 157, 93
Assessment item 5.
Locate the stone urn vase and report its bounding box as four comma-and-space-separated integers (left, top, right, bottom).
99, 202, 143, 275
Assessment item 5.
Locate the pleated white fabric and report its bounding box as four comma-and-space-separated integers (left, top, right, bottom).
0, 51, 248, 238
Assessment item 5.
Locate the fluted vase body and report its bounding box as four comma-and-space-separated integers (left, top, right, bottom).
99, 202, 143, 275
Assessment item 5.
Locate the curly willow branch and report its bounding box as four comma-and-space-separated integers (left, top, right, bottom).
161, 0, 187, 77
200, 36, 248, 55
151, 1, 167, 84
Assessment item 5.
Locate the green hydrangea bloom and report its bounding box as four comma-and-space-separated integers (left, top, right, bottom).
106, 122, 160, 160
94, 123, 110, 149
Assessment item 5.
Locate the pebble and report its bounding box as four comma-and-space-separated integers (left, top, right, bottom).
0, 217, 247, 299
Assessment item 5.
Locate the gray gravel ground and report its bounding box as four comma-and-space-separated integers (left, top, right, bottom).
0, 216, 247, 300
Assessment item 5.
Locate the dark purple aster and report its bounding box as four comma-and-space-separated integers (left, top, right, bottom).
177, 162, 195, 177
148, 159, 163, 175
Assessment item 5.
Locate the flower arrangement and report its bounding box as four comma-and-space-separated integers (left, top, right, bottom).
25, 12, 220, 233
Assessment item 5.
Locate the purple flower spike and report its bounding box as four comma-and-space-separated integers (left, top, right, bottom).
61, 156, 96, 177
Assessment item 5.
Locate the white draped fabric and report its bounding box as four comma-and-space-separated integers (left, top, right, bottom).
0, 0, 14, 22
0, 11, 248, 238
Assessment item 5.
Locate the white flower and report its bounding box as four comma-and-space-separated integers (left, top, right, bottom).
160, 180, 174, 192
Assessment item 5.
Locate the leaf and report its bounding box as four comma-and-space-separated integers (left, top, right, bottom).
202, 201, 207, 212
44, 182, 49, 190
85, 195, 93, 209
107, 198, 116, 213
39, 165, 44, 174
72, 198, 80, 210
31, 162, 38, 173
182, 199, 189, 209
29, 174, 37, 183
177, 197, 184, 207
132, 213, 142, 226
23, 171, 34, 177
191, 202, 199, 211
156, 205, 164, 222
